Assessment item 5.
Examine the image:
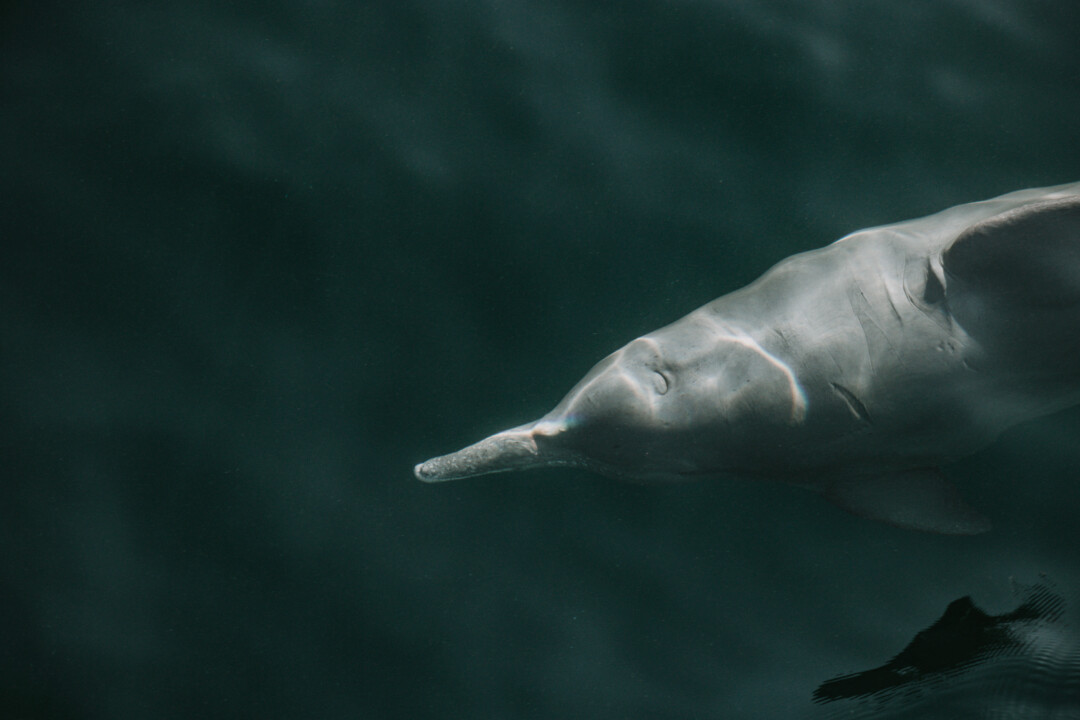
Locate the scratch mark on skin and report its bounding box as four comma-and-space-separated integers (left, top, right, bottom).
847, 286, 878, 377
883, 283, 904, 325
831, 382, 873, 425
849, 282, 905, 376
700, 315, 808, 424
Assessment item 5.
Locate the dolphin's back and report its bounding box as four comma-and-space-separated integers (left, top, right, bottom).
689, 181, 1080, 474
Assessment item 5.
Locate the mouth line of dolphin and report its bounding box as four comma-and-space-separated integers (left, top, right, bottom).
414, 421, 575, 482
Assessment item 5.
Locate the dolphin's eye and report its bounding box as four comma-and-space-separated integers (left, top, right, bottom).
652, 371, 670, 395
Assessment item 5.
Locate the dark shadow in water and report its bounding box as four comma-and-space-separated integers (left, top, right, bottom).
813, 581, 1080, 719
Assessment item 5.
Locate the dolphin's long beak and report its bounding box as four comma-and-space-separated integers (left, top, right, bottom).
414, 421, 565, 482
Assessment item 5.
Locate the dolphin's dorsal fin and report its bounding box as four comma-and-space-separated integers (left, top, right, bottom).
943, 196, 1080, 368
944, 196, 1080, 307
823, 469, 991, 535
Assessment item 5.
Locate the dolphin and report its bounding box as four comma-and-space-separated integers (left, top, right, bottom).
415, 182, 1080, 534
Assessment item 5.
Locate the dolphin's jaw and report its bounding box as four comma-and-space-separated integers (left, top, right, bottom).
413, 420, 578, 482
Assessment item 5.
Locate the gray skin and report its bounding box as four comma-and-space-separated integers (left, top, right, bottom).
415, 182, 1080, 534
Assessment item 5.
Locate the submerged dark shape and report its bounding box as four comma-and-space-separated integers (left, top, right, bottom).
416, 182, 1080, 534
813, 583, 1066, 703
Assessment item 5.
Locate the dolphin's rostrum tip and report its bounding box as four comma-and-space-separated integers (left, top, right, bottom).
414, 458, 457, 483
413, 425, 549, 483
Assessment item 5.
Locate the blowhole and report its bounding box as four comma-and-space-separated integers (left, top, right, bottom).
653, 371, 670, 395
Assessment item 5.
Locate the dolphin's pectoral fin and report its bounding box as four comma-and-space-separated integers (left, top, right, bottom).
822, 469, 991, 535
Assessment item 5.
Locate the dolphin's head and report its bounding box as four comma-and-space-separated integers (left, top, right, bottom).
532, 337, 699, 479
413, 338, 674, 483
414, 315, 799, 483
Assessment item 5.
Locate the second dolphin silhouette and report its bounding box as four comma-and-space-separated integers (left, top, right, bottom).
416, 182, 1080, 534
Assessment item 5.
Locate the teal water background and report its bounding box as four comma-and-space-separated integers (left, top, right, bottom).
3, 1, 1080, 717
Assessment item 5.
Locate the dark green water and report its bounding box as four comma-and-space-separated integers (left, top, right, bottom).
2, 1, 1080, 718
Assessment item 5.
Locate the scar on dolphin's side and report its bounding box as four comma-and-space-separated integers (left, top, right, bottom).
830, 383, 872, 425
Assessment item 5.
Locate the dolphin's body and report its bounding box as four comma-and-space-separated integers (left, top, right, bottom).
415, 182, 1080, 534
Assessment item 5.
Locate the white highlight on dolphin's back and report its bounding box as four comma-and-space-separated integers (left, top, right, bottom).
700, 317, 809, 424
